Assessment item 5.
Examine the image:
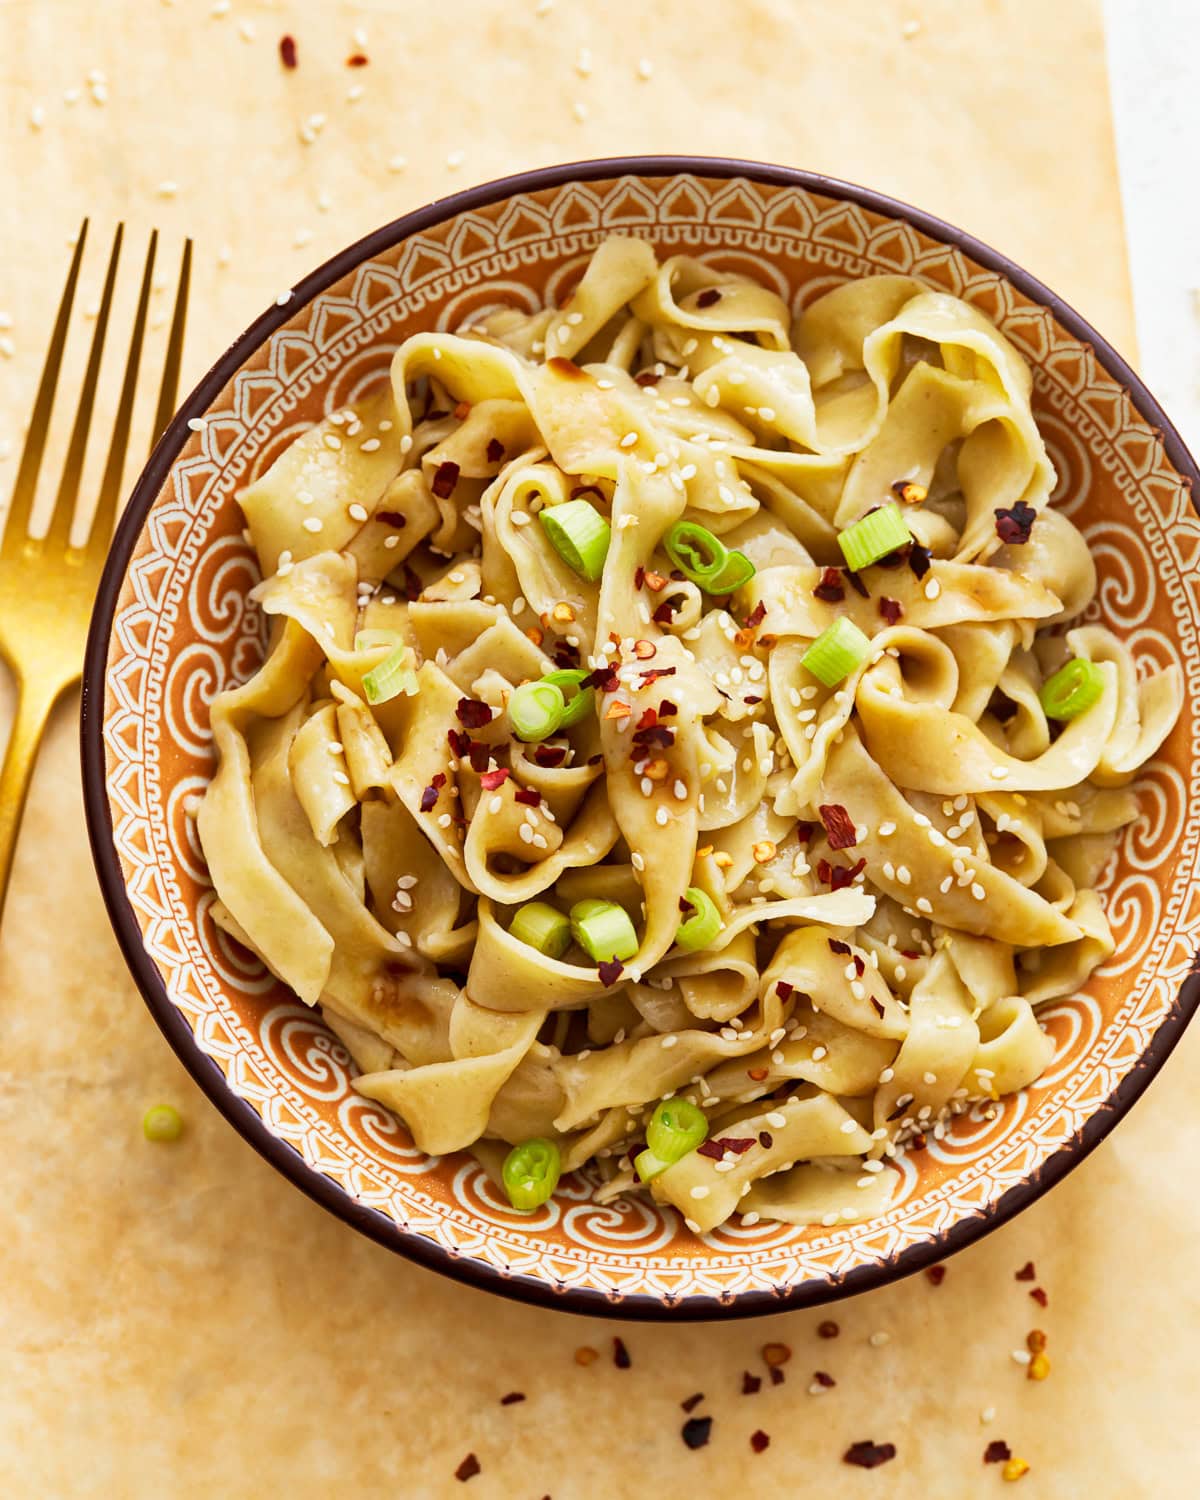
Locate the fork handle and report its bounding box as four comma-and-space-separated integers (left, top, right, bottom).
0, 679, 60, 926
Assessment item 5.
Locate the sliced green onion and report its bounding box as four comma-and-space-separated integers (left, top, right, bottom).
569, 898, 639, 963
645, 1097, 708, 1164
707, 549, 756, 592
143, 1104, 183, 1143
675, 887, 722, 952
837, 502, 912, 571
801, 616, 871, 688
501, 1137, 562, 1213
542, 668, 595, 728
509, 680, 566, 741
663, 521, 755, 594
509, 901, 571, 959
354, 628, 405, 652
362, 645, 418, 704
634, 1148, 672, 1183
540, 499, 611, 581
1038, 658, 1105, 720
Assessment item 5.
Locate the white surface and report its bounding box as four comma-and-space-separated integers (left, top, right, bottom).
1104, 0, 1200, 454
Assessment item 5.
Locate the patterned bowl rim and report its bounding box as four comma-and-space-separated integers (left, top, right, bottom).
80, 155, 1200, 1320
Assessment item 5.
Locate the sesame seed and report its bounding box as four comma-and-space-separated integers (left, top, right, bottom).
896, 865, 911, 885
878, 821, 896, 837
389, 154, 408, 173
916, 897, 933, 914
655, 807, 669, 826
636, 56, 654, 79
302, 517, 323, 533
276, 289, 293, 306
690, 1184, 709, 1200
922, 1071, 937, 1085
662, 1035, 679, 1049
990, 766, 1009, 780
971, 882, 986, 900
348, 503, 368, 522
812, 1045, 828, 1061
924, 578, 941, 600
446, 150, 465, 169
869, 1331, 890, 1347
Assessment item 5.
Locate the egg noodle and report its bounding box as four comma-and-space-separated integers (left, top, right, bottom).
198, 237, 1181, 1234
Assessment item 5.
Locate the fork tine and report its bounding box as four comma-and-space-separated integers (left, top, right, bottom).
1, 220, 89, 556
45, 224, 124, 550
151, 237, 192, 450
85, 231, 157, 558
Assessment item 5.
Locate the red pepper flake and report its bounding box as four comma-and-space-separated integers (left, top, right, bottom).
468, 742, 491, 774
1026, 1328, 1047, 1354
634, 371, 660, 387
447, 728, 469, 758
985, 1440, 1013, 1464
1015, 1261, 1036, 1282
909, 1131, 928, 1150
827, 939, 851, 956
925, 1265, 946, 1287
635, 707, 658, 731
745, 599, 768, 629
681, 1392, 705, 1413
432, 460, 460, 500
681, 1416, 713, 1449
775, 980, 794, 1001
456, 697, 494, 729
757, 1130, 773, 1149
843, 1441, 897, 1470
747, 1067, 770, 1082
419, 783, 441, 812
642, 569, 668, 592
818, 857, 866, 891
605, 700, 632, 721
994, 500, 1037, 545
813, 1370, 836, 1388
279, 33, 298, 67
532, 745, 567, 768
597, 959, 624, 986
500, 1391, 526, 1405
574, 1346, 599, 1366
584, 665, 620, 695
658, 699, 678, 717
820, 804, 858, 851
845, 569, 870, 599
762, 1342, 791, 1368
879, 596, 903, 625
892, 479, 928, 505
633, 565, 646, 590
741, 1371, 762, 1395
813, 566, 845, 603
1029, 1287, 1048, 1308
634, 725, 675, 749
768, 1366, 786, 1387
485, 438, 505, 464
652, 600, 678, 625
907, 542, 932, 579
613, 1336, 632, 1369
697, 1136, 755, 1160
750, 1430, 770, 1454
455, 1454, 481, 1483
346, 52, 370, 66
817, 1320, 840, 1340
696, 288, 722, 308
514, 787, 541, 806
376, 510, 408, 528
479, 768, 510, 791
633, 639, 656, 659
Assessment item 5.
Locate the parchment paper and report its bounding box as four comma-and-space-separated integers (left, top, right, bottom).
3, 1, 1195, 1495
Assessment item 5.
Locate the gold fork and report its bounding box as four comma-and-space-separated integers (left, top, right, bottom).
0, 220, 191, 921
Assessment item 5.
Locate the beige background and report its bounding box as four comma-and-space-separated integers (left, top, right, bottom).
2, 1, 1196, 1495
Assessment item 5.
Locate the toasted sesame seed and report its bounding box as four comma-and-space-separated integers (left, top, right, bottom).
302, 517, 323, 533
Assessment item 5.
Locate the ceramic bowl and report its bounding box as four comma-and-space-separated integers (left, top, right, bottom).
82, 157, 1200, 1319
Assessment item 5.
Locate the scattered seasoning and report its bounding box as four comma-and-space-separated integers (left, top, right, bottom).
1002, 1458, 1031, 1482
892, 480, 928, 504
680, 1393, 705, 1413
819, 803, 857, 849
682, 1416, 713, 1449
698, 1136, 755, 1159
634, 370, 660, 387
279, 33, 297, 68
500, 1392, 526, 1406
985, 1441, 1013, 1463
817, 1320, 840, 1340
574, 1346, 599, 1366
812, 1370, 836, 1388
1029, 1287, 1048, 1308
845, 569, 870, 599
432, 460, 461, 499
377, 510, 408, 528
843, 1441, 897, 1469
456, 697, 494, 729
514, 787, 541, 806
1015, 1261, 1036, 1281
346, 52, 369, 66
598, 960, 624, 986
486, 438, 505, 463
762, 1342, 791, 1369
612, 1337, 632, 1369
994, 500, 1037, 545
925, 1265, 946, 1286
879, 596, 903, 625
757, 1131, 773, 1149
741, 1371, 762, 1395
775, 980, 794, 1001
750, 1430, 770, 1454
817, 857, 866, 891
768, 1366, 785, 1387
813, 566, 846, 603
455, 1454, 481, 1483
1026, 1329, 1047, 1355
419, 776, 444, 813
532, 745, 567, 768
1027, 1353, 1050, 1381
907, 542, 932, 579
479, 768, 510, 792
696, 289, 721, 308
